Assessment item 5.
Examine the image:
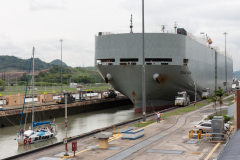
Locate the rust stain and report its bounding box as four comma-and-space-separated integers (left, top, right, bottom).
132, 91, 136, 109
155, 74, 169, 84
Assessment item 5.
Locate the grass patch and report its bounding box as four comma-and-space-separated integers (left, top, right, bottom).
224, 96, 234, 102
165, 99, 211, 118
131, 121, 155, 128
0, 84, 110, 96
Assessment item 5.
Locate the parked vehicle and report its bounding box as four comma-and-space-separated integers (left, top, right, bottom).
202, 88, 211, 99
28, 87, 38, 91
55, 92, 75, 104
85, 90, 98, 98
194, 121, 230, 133
174, 91, 190, 106
103, 89, 117, 98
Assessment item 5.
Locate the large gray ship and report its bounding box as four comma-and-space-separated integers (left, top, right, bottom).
95, 28, 233, 112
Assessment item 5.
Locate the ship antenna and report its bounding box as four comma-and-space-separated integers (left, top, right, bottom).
174, 22, 177, 33
160, 25, 167, 33
130, 14, 133, 33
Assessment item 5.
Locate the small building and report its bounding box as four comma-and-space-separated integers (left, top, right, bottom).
5, 95, 24, 106
37, 94, 53, 103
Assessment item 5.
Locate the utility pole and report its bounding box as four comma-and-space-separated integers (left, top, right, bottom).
63, 92, 69, 156
60, 39, 63, 93
223, 32, 228, 92
142, 0, 146, 122
16, 76, 17, 91
32, 47, 35, 130
194, 82, 196, 107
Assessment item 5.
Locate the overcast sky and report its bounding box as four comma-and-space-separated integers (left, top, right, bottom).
0, 0, 239, 71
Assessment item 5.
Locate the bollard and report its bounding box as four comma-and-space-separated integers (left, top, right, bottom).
118, 129, 119, 137
72, 141, 77, 157
189, 131, 191, 139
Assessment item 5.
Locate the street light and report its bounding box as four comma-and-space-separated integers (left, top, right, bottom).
60, 39, 63, 93
194, 82, 196, 107
223, 32, 228, 92
142, 0, 146, 122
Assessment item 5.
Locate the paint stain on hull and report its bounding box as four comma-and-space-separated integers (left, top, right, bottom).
132, 91, 136, 109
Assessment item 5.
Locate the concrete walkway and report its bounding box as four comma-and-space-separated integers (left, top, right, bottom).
13, 96, 233, 160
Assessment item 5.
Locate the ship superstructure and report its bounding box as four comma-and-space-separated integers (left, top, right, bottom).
95, 28, 233, 112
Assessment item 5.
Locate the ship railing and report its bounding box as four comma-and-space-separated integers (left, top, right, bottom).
96, 30, 177, 36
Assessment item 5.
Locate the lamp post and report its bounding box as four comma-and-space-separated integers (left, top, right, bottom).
223, 32, 228, 92
60, 39, 63, 93
194, 83, 196, 107
142, 0, 146, 122
63, 92, 69, 156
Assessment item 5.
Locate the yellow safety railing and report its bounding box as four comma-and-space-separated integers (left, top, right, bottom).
189, 130, 201, 139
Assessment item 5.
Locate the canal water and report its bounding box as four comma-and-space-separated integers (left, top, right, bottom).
0, 104, 146, 159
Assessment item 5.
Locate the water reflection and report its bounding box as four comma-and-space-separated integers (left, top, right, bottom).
0, 105, 137, 159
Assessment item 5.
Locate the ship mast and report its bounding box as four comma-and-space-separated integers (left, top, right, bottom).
160, 25, 167, 33
130, 14, 133, 33
174, 22, 177, 33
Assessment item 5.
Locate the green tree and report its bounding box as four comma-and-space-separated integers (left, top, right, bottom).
0, 79, 4, 86
214, 86, 224, 114
209, 96, 218, 115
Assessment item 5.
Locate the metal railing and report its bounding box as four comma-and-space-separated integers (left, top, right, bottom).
96, 29, 177, 36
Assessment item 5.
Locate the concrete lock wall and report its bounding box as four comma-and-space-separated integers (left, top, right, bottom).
0, 98, 132, 128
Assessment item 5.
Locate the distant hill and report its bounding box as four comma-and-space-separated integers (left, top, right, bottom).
19, 65, 105, 84
82, 66, 97, 71
233, 71, 240, 79
0, 55, 52, 72
50, 59, 69, 67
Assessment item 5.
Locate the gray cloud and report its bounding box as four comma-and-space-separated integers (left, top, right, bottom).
0, 0, 239, 72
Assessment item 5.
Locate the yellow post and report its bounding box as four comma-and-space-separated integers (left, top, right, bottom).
160, 113, 164, 120
189, 131, 191, 139
118, 129, 119, 137
197, 133, 199, 139
199, 130, 202, 134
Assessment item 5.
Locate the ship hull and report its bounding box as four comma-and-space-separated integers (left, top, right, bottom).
95, 32, 233, 112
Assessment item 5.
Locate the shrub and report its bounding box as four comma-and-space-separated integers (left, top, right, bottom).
208, 115, 214, 120
223, 115, 231, 123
